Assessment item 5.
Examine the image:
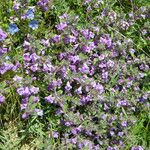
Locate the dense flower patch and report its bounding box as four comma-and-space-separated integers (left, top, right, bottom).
0, 0, 149, 149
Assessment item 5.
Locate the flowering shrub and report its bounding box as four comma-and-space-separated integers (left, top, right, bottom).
0, 0, 149, 149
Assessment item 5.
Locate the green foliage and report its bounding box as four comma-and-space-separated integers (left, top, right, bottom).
0, 0, 150, 149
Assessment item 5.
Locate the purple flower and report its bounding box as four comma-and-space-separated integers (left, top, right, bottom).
59, 13, 68, 19
30, 86, 39, 94
79, 63, 89, 74
34, 109, 43, 116
81, 29, 94, 39
37, 0, 49, 11
129, 48, 135, 54
53, 131, 59, 138
119, 140, 125, 147
139, 64, 145, 70
68, 55, 80, 64
99, 62, 106, 68
0, 47, 8, 56
71, 127, 81, 135
57, 79, 63, 86
82, 42, 96, 53
71, 28, 79, 37
136, 98, 142, 103
22, 97, 29, 104
69, 65, 76, 73
45, 95, 55, 103
32, 96, 40, 103
61, 120, 73, 126
21, 14, 26, 20
0, 29, 7, 41
120, 20, 130, 30
22, 112, 30, 119
101, 114, 107, 120
117, 100, 129, 107
58, 52, 66, 60
70, 137, 77, 144
17, 87, 31, 97
107, 146, 118, 150
13, 75, 23, 82
0, 94, 5, 103
75, 86, 82, 94
43, 62, 54, 73
0, 63, 14, 74
65, 122, 73, 126
80, 95, 92, 105
73, 43, 79, 50
131, 146, 144, 150
41, 39, 49, 47
104, 103, 109, 110
13, 2, 20, 10
48, 79, 62, 91
55, 22, 67, 31
30, 53, 40, 62
84, 0, 92, 5
93, 26, 99, 32
55, 108, 63, 115
60, 66, 67, 78
23, 53, 31, 62
20, 103, 27, 110
77, 142, 84, 149
100, 34, 112, 48
94, 145, 100, 150
107, 60, 115, 68
89, 66, 95, 75
118, 132, 124, 137
95, 83, 104, 93
52, 35, 61, 43
23, 40, 30, 49
121, 121, 128, 127
65, 81, 72, 92
30, 64, 39, 72
139, 73, 145, 78
48, 82, 57, 91
102, 71, 109, 81
64, 35, 76, 44
108, 11, 117, 21
12, 62, 21, 71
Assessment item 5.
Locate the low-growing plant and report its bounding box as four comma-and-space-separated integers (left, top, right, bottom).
0, 0, 149, 150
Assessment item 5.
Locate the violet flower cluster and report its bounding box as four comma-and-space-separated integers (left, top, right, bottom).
0, 0, 149, 149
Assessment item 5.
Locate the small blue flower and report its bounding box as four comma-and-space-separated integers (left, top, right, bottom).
8, 24, 19, 35
5, 56, 11, 60
26, 9, 34, 19
29, 20, 38, 30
